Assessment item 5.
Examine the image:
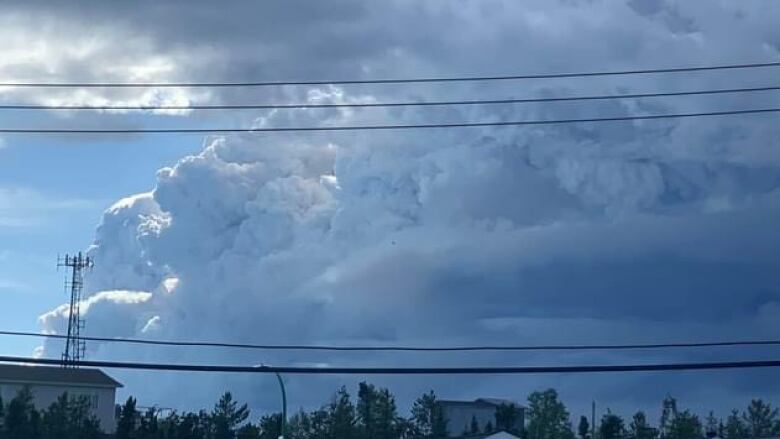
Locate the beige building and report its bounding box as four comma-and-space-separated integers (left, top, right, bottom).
0, 364, 122, 432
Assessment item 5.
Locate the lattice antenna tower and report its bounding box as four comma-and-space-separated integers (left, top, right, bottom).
57, 252, 93, 367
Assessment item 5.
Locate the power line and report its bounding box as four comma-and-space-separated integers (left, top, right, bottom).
1, 107, 778, 134
1, 61, 779, 88
2, 355, 780, 375
4, 330, 780, 353
2, 85, 780, 111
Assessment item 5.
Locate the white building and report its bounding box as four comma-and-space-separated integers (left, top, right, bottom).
0, 364, 122, 432
439, 398, 525, 437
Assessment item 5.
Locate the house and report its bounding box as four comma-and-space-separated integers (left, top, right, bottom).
438, 398, 525, 437
0, 364, 122, 432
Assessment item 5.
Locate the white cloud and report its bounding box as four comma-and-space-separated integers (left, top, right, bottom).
25, 0, 780, 414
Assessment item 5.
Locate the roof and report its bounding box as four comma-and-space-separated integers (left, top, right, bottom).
475, 398, 523, 408
0, 364, 122, 388
439, 398, 524, 409
454, 432, 521, 439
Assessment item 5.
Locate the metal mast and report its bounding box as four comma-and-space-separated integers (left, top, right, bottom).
58, 252, 93, 367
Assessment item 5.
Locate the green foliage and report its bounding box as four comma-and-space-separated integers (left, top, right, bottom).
328, 386, 357, 439
629, 412, 658, 439
527, 389, 575, 439
600, 411, 626, 439
213, 392, 250, 439
726, 410, 749, 439
579, 416, 591, 439
41, 393, 102, 439
742, 399, 780, 438
356, 382, 401, 439
658, 396, 701, 439
3, 387, 39, 439
6, 382, 780, 439
116, 396, 139, 439
257, 412, 282, 439
410, 390, 447, 438
496, 403, 522, 435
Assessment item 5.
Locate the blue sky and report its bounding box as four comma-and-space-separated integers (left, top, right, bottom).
2, 0, 780, 418
0, 128, 203, 355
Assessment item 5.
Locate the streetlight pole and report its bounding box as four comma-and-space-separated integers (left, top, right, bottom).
275, 372, 287, 439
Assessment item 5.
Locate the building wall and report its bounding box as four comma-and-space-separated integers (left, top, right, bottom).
0, 381, 117, 432
440, 403, 525, 437
441, 403, 499, 436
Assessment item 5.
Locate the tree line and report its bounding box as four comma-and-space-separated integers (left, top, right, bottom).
2, 383, 780, 439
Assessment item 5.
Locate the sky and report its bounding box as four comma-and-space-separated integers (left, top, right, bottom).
2, 0, 780, 423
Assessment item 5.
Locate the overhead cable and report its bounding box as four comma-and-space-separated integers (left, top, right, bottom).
2, 355, 780, 374
2, 85, 779, 111
4, 330, 780, 353
1, 107, 778, 134
1, 61, 778, 88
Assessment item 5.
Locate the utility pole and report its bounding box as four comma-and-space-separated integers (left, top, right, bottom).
58, 252, 93, 368
275, 372, 287, 439
591, 401, 596, 439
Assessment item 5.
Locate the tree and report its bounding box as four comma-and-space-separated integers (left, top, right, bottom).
328, 386, 356, 439
237, 422, 262, 439
526, 389, 575, 439
705, 412, 719, 437
410, 391, 447, 438
4, 387, 40, 439
472, 416, 480, 435
579, 416, 591, 439
356, 383, 399, 439
116, 396, 139, 439
660, 397, 678, 439
40, 393, 101, 439
258, 413, 282, 439
742, 399, 780, 438
726, 410, 748, 439
213, 392, 250, 439
629, 412, 657, 439
659, 397, 702, 439
600, 411, 626, 439
496, 403, 522, 435
485, 421, 494, 434
138, 407, 160, 439
667, 411, 702, 439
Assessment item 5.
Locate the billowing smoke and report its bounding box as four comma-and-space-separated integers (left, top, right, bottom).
34, 0, 780, 416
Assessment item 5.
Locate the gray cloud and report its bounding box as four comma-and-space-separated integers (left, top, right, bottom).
10, 0, 779, 418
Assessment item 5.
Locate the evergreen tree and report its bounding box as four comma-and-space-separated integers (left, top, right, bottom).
579, 416, 591, 439
667, 411, 702, 439
356, 383, 400, 439
212, 392, 250, 439
485, 421, 494, 434
138, 407, 160, 439
526, 389, 575, 439
472, 416, 480, 435
629, 412, 657, 439
258, 413, 282, 439
705, 412, 719, 437
660, 396, 679, 439
726, 411, 748, 439
410, 390, 447, 438
116, 396, 139, 439
237, 422, 262, 439
4, 387, 39, 439
327, 386, 356, 439
600, 411, 626, 439
742, 399, 780, 438
496, 403, 521, 435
